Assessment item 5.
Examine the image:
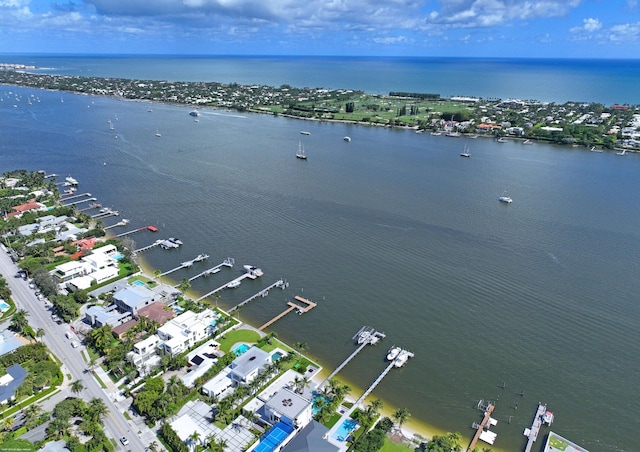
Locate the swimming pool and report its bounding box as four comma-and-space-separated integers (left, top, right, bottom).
272, 351, 283, 361
113, 252, 124, 260
233, 343, 251, 356
331, 419, 359, 442
131, 280, 146, 287
0, 302, 9, 311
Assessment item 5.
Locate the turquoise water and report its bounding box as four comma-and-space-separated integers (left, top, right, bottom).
0, 302, 9, 310
233, 343, 250, 356
272, 352, 283, 361
332, 419, 359, 442
113, 252, 124, 260
131, 279, 145, 287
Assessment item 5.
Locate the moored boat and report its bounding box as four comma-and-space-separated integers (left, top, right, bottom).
386, 346, 401, 361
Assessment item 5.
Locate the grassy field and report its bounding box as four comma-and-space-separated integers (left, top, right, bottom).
257, 94, 476, 128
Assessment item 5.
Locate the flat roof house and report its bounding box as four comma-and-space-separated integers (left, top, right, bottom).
229, 346, 272, 386
114, 285, 156, 316
157, 309, 217, 356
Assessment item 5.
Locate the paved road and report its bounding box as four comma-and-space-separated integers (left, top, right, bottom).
0, 244, 148, 451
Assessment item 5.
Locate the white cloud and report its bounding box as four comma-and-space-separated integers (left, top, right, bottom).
570, 17, 601, 33
608, 22, 640, 42
372, 35, 410, 44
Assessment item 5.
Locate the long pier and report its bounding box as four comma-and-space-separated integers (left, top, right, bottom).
159, 254, 209, 278
229, 279, 289, 313
60, 192, 91, 202
325, 358, 401, 443
188, 258, 235, 282
77, 203, 101, 212
91, 208, 119, 219
467, 403, 496, 452
195, 273, 252, 301
62, 197, 97, 207
258, 295, 317, 331
133, 239, 164, 253
103, 219, 129, 230
115, 225, 156, 238
318, 326, 385, 389
523, 403, 548, 452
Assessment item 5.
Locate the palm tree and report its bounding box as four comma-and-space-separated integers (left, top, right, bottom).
148, 441, 160, 452
70, 379, 84, 395
35, 327, 45, 342
393, 407, 411, 431
23, 403, 44, 424
9, 309, 28, 334
153, 269, 162, 282
189, 430, 201, 451
294, 341, 308, 353
87, 397, 108, 422
86, 357, 98, 374
178, 278, 191, 295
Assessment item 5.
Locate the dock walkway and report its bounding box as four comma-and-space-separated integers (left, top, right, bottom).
229, 279, 289, 313
318, 326, 385, 389
523, 403, 547, 452
258, 295, 317, 331
60, 192, 91, 202
466, 403, 495, 452
115, 225, 155, 238
324, 358, 401, 444
62, 196, 96, 207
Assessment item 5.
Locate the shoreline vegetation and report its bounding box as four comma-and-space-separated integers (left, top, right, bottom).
1, 64, 639, 152
0, 170, 470, 451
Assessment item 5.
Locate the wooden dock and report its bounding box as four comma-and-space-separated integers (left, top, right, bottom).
467, 403, 495, 452
115, 225, 156, 238
258, 295, 317, 331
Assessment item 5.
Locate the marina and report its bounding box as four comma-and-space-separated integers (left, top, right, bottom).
228, 279, 289, 313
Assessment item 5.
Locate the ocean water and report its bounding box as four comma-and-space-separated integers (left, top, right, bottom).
2, 54, 640, 105
1, 59, 639, 451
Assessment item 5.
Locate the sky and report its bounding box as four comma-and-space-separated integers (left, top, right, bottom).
1, 0, 640, 58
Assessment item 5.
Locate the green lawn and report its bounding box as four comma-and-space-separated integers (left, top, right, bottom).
216, 329, 261, 353
380, 438, 414, 452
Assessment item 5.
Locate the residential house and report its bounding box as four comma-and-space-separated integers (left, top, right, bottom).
157, 309, 217, 355
0, 364, 28, 404
113, 286, 156, 316
229, 346, 272, 385
263, 387, 313, 431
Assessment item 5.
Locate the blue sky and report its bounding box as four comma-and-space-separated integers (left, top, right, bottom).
1, 0, 640, 58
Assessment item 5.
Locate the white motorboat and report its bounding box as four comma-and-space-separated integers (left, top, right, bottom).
226, 280, 241, 289
499, 191, 513, 203
460, 145, 471, 157
244, 265, 264, 277
394, 350, 410, 367
189, 110, 200, 117
386, 346, 401, 361
343, 136, 351, 142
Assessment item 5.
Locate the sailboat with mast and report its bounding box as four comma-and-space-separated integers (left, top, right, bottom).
460, 145, 471, 157
296, 141, 307, 160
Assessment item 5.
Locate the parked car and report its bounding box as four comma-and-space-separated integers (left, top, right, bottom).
120, 437, 129, 446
